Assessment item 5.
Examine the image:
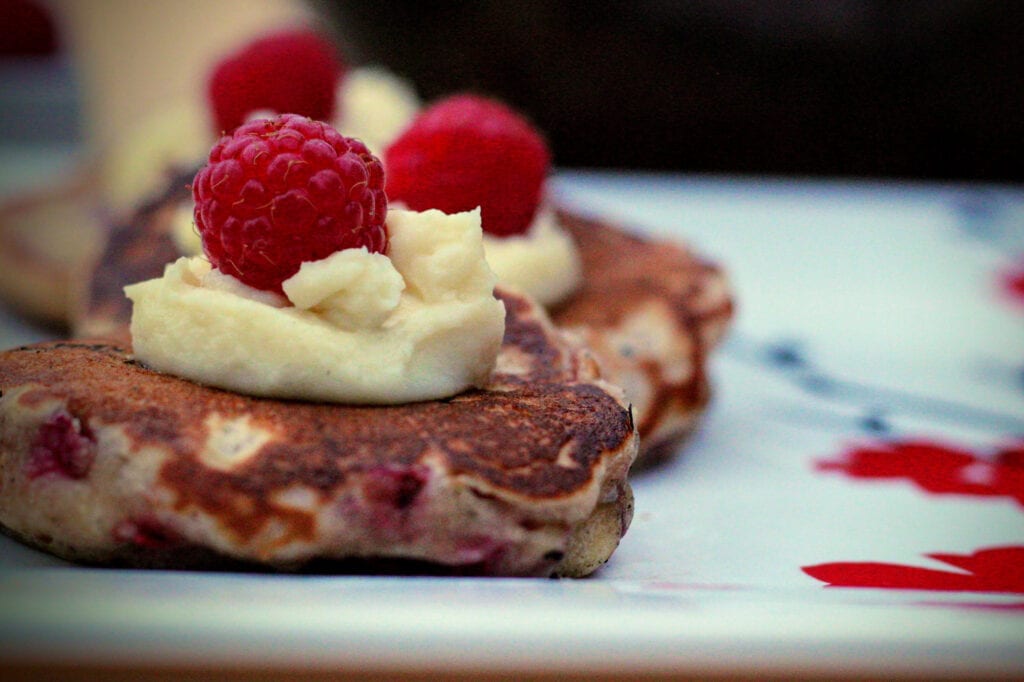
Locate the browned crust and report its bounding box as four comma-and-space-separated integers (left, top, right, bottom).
1, 286, 637, 575
553, 210, 733, 334
551, 210, 734, 458
3, 295, 633, 536
0, 168, 103, 327
72, 168, 194, 342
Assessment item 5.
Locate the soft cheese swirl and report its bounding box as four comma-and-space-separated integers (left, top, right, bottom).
335, 67, 420, 155
126, 208, 505, 404
482, 207, 582, 306
174, 201, 582, 308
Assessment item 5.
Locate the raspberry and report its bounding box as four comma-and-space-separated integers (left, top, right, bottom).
207, 28, 344, 134
192, 114, 388, 293
113, 518, 183, 550
363, 465, 429, 510
384, 94, 550, 237
25, 409, 96, 480
0, 0, 57, 56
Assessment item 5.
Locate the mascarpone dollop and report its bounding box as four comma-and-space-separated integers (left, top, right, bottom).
174, 201, 582, 309
170, 201, 202, 256
482, 208, 582, 306
125, 208, 505, 405
103, 99, 212, 214
335, 67, 420, 155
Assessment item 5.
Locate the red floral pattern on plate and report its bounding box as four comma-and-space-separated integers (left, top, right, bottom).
807, 439, 1024, 601
1000, 260, 1024, 308
803, 546, 1024, 594
816, 439, 1024, 507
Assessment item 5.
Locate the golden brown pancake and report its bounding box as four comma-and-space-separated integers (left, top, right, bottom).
71, 167, 194, 343
72, 174, 733, 465
0, 289, 636, 577
552, 211, 733, 465
0, 169, 105, 328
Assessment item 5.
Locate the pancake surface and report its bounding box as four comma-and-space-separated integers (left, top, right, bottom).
73, 174, 733, 464
0, 170, 105, 328
72, 167, 193, 343
552, 211, 733, 465
0, 290, 636, 577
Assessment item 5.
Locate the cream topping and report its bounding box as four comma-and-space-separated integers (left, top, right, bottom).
126, 208, 505, 404
170, 201, 203, 256
482, 207, 582, 306
335, 67, 421, 154
174, 200, 582, 309
102, 99, 212, 214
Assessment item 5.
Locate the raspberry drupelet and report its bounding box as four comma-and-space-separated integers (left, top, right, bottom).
384, 94, 550, 238
191, 114, 388, 294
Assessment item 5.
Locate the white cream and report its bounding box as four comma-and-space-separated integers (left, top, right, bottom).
102, 99, 212, 215
282, 247, 405, 330
173, 199, 582, 309
483, 207, 582, 306
170, 202, 203, 257
125, 208, 505, 405
335, 67, 420, 154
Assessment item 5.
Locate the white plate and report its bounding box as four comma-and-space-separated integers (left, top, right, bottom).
1, 170, 1023, 676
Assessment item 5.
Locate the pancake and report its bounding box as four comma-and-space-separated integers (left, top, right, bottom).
73, 174, 733, 464
552, 211, 733, 466
0, 169, 105, 328
71, 167, 194, 344
0, 289, 636, 577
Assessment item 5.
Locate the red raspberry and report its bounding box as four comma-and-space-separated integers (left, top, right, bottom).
0, 0, 57, 56
207, 28, 344, 134
192, 114, 388, 294
384, 94, 550, 237
25, 409, 96, 480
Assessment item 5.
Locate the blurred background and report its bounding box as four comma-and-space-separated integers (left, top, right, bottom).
321, 0, 1024, 182
2, 0, 1022, 182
